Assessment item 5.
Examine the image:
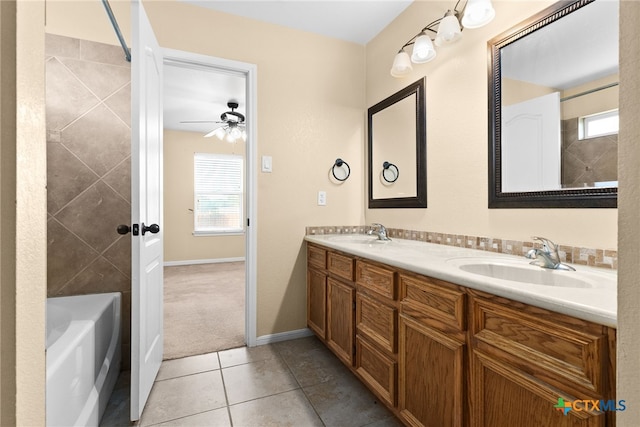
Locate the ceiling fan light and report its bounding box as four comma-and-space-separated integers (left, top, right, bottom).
214, 127, 226, 140
390, 50, 413, 77
462, 0, 495, 29
241, 130, 247, 142
230, 127, 242, 139
411, 33, 436, 64
435, 13, 462, 45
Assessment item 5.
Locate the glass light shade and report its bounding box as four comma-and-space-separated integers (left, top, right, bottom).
214, 127, 226, 140
241, 130, 247, 142
411, 34, 436, 64
462, 0, 495, 29
435, 14, 461, 46
390, 50, 413, 77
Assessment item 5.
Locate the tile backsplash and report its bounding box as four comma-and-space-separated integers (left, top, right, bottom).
306, 225, 617, 270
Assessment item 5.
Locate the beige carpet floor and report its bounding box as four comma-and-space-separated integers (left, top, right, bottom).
163, 262, 245, 360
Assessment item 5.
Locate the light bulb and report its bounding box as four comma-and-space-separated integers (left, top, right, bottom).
411, 33, 436, 63
390, 50, 413, 77
462, 0, 495, 29
435, 13, 462, 45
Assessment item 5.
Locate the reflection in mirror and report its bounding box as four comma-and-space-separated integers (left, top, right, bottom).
489, 0, 618, 208
368, 78, 426, 208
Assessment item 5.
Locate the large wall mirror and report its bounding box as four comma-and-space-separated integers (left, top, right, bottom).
368, 78, 426, 208
489, 0, 618, 208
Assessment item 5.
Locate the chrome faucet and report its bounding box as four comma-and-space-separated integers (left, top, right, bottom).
367, 223, 391, 241
526, 236, 575, 271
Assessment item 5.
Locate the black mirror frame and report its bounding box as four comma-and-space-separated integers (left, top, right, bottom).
488, 0, 617, 208
368, 78, 427, 209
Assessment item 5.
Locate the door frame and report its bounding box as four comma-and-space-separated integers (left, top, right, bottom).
162, 48, 258, 347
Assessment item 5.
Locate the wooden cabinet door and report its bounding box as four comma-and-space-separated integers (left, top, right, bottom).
307, 267, 326, 339
470, 349, 605, 427
356, 335, 397, 407
398, 314, 466, 427
327, 277, 355, 366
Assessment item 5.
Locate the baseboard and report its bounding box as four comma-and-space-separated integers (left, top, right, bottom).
164, 257, 245, 267
255, 328, 314, 346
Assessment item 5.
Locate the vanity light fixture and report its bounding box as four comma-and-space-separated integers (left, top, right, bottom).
390, 0, 495, 77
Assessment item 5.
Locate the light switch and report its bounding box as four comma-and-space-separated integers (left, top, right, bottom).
261, 156, 272, 173
318, 191, 327, 206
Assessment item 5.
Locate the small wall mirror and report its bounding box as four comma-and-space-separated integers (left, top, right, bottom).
368, 78, 426, 208
489, 0, 618, 208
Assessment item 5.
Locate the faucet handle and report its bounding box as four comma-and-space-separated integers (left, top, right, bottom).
532, 236, 558, 254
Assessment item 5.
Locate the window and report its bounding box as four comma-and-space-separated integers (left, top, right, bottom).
579, 109, 619, 140
194, 153, 243, 235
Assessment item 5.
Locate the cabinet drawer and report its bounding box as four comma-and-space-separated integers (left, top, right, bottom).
356, 261, 396, 301
356, 292, 397, 354
327, 251, 355, 281
356, 335, 397, 407
470, 294, 607, 396
399, 273, 466, 334
307, 245, 326, 270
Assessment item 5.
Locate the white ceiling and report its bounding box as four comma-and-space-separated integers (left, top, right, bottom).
164, 0, 413, 134
501, 0, 619, 90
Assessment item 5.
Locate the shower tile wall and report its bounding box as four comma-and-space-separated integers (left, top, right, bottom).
46, 34, 132, 369
562, 118, 618, 187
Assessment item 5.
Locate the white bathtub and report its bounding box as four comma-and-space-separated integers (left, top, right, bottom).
46, 292, 122, 427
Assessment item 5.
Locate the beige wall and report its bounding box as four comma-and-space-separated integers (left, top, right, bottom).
164, 129, 245, 262
561, 73, 619, 120
4, 0, 640, 421
502, 77, 556, 106
46, 0, 366, 337
365, 0, 617, 250
617, 2, 640, 424
0, 0, 46, 424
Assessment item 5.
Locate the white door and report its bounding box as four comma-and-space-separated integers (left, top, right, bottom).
131, 0, 164, 421
502, 92, 562, 192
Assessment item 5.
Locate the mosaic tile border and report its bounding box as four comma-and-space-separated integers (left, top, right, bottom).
305, 225, 617, 270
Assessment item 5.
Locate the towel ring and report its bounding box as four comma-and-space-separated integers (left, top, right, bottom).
382, 161, 399, 183
332, 158, 350, 182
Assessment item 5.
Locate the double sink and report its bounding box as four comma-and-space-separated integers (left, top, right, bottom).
310, 233, 617, 327
323, 234, 614, 291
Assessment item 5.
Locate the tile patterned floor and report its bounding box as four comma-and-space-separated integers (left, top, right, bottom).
100, 336, 403, 427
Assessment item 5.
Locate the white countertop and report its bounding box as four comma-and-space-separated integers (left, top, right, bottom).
305, 234, 617, 328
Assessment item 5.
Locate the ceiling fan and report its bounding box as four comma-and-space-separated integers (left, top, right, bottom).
181, 101, 247, 142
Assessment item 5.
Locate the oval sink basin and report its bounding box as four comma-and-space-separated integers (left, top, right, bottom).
446, 258, 599, 288
459, 263, 591, 288
327, 235, 388, 244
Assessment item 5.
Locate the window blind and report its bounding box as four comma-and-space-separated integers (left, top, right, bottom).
194, 153, 244, 233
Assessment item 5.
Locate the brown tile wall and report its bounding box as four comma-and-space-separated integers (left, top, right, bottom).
561, 118, 618, 187
46, 34, 132, 368
306, 225, 617, 269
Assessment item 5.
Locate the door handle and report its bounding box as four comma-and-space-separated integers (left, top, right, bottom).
116, 223, 159, 236
117, 224, 139, 235
141, 223, 160, 236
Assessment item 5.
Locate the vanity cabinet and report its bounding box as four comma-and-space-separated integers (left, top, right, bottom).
398, 273, 467, 427
355, 260, 398, 406
468, 290, 613, 427
305, 243, 617, 427
326, 250, 356, 366
306, 245, 327, 338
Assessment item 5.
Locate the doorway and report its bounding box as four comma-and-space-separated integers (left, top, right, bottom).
161, 49, 258, 358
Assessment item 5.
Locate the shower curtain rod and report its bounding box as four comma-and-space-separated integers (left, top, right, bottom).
560, 82, 618, 102
101, 0, 131, 62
